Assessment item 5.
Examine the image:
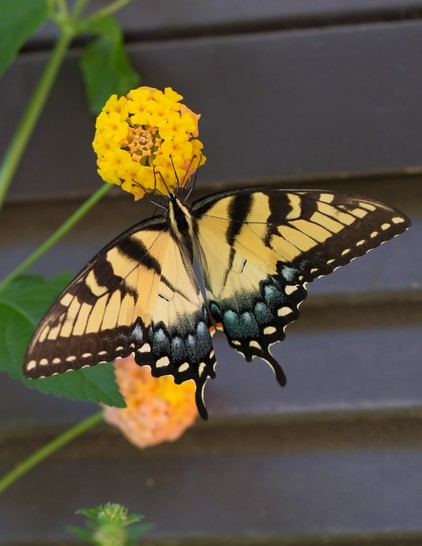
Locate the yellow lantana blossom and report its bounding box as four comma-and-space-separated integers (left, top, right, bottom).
93, 86, 206, 200
103, 356, 197, 448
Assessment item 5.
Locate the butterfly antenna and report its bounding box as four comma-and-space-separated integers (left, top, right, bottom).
185, 153, 202, 202
151, 166, 164, 198
128, 179, 150, 199
151, 204, 161, 217
168, 155, 182, 196
143, 167, 167, 210
149, 198, 167, 210
155, 167, 173, 196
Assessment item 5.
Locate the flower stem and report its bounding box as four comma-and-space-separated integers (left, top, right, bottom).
86, 0, 133, 22
0, 183, 111, 292
0, 30, 74, 212
0, 411, 103, 494
70, 0, 89, 21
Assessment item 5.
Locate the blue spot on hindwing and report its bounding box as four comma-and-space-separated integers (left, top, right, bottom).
185, 323, 213, 362
154, 327, 170, 354
210, 302, 222, 322
263, 282, 286, 308
280, 265, 297, 282
223, 310, 259, 339
196, 321, 209, 343
171, 336, 187, 361
186, 333, 198, 361
224, 309, 237, 327
254, 302, 274, 325
129, 321, 144, 343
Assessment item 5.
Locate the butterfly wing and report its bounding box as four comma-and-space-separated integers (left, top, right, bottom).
24, 215, 215, 418
191, 188, 410, 382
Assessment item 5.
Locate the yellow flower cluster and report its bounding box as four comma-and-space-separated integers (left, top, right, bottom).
93, 86, 206, 200
103, 356, 197, 448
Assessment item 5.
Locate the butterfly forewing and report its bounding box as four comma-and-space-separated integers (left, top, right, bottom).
192, 188, 410, 381
24, 217, 168, 376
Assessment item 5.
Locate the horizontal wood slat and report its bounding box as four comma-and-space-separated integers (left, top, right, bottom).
2, 415, 422, 543
2, 21, 422, 200
32, 0, 422, 44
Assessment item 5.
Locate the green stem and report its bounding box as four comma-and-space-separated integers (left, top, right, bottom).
70, 0, 89, 22
0, 411, 103, 494
0, 183, 111, 292
83, 0, 133, 25
0, 30, 74, 212
54, 0, 69, 19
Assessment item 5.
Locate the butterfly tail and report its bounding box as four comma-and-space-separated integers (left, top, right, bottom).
195, 381, 209, 420
256, 349, 287, 387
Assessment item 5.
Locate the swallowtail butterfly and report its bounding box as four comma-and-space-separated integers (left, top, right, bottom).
24, 188, 410, 419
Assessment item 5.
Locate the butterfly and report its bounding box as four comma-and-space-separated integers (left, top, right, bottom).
23, 187, 410, 419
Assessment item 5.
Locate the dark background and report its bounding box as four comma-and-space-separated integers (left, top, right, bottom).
1, 1, 422, 544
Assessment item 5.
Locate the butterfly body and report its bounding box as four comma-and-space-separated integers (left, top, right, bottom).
24, 188, 410, 419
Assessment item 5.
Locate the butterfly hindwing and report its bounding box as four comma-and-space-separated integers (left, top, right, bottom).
192, 188, 410, 379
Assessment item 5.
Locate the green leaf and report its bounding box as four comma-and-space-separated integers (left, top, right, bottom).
80, 15, 140, 114
0, 272, 73, 323
0, 0, 48, 76
0, 274, 125, 408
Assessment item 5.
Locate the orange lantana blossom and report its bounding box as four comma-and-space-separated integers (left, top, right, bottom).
103, 357, 198, 449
